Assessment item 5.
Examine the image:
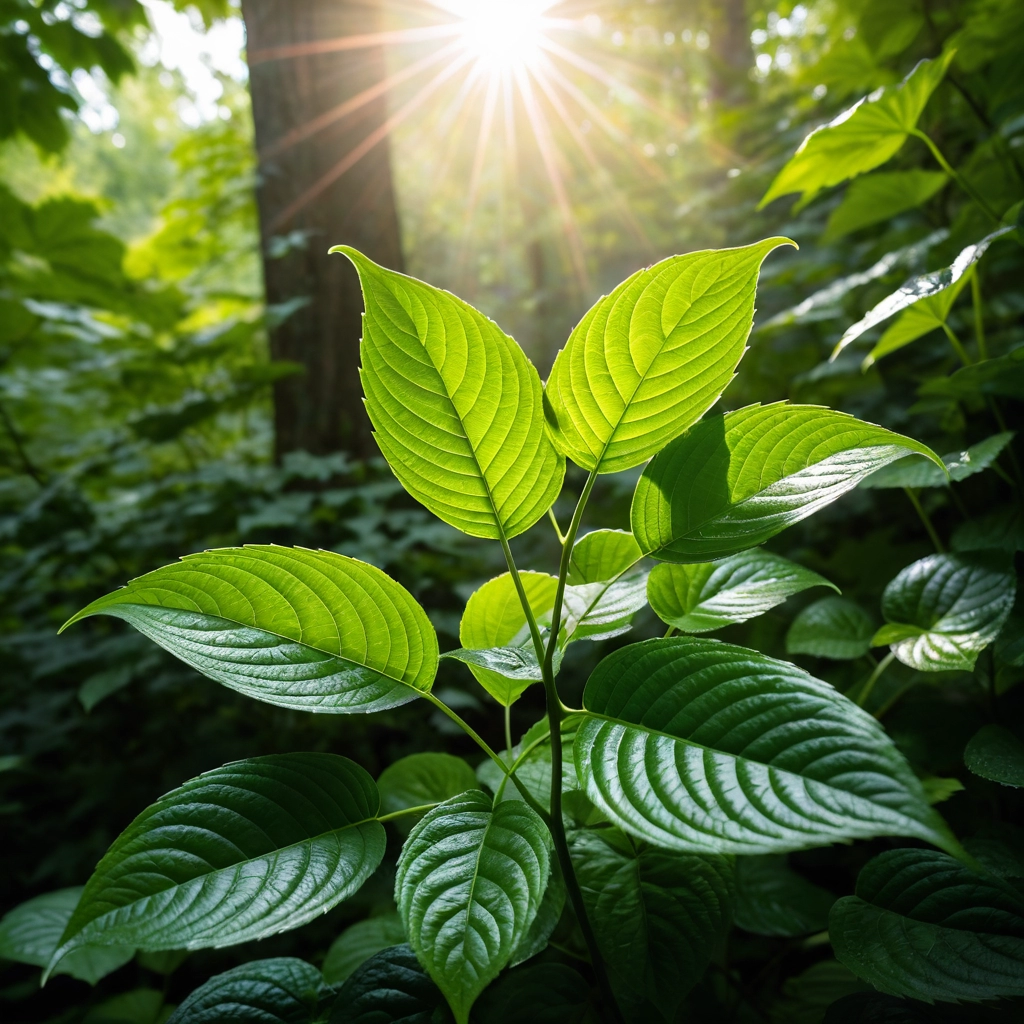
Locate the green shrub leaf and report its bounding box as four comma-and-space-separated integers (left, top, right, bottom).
733, 856, 835, 937
920, 342, 1024, 402
786, 596, 876, 660
830, 849, 1024, 1001
648, 549, 837, 633
571, 827, 734, 1020
861, 432, 1015, 489
329, 944, 448, 1024
49, 754, 385, 971
471, 963, 596, 1024
823, 169, 947, 241
509, 871, 566, 969
632, 404, 942, 562
544, 240, 792, 474
323, 915, 407, 986
378, 753, 480, 832
875, 552, 1016, 671
568, 529, 642, 585
760, 53, 954, 208
165, 958, 333, 1024
335, 247, 564, 540
395, 791, 550, 1024
561, 570, 649, 646
62, 545, 438, 714
0, 888, 133, 985
574, 637, 955, 855
964, 726, 1024, 788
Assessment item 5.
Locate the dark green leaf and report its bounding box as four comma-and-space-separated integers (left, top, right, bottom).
861, 433, 1015, 488
920, 343, 1024, 402
786, 597, 875, 660
769, 962, 867, 1024
470, 963, 595, 1024
733, 856, 835, 937
964, 725, 1024, 788
323, 916, 407, 987
509, 871, 566, 968
329, 944, 449, 1024
378, 754, 479, 830
823, 170, 947, 241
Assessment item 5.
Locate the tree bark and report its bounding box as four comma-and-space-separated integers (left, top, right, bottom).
241, 0, 404, 460
701, 0, 753, 106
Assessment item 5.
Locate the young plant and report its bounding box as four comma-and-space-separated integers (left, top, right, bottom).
50, 240, 976, 1023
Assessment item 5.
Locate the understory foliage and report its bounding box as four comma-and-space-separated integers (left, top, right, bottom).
1, 0, 1024, 1022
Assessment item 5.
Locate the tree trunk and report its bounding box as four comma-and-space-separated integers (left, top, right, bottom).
702, 0, 753, 106
241, 0, 404, 460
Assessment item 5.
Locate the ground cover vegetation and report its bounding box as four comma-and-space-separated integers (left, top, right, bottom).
0, 0, 1022, 1022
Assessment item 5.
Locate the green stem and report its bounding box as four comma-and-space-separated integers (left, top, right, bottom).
498, 535, 547, 666
971, 273, 988, 361
378, 802, 440, 823
547, 505, 566, 544
663, 624, 677, 639
858, 651, 896, 709
987, 400, 1024, 491
904, 488, 945, 553
913, 129, 1002, 225
941, 322, 972, 367
504, 704, 513, 763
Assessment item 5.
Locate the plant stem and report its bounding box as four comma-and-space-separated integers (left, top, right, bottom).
971, 273, 988, 361
663, 624, 677, 639
378, 802, 440, 823
504, 704, 513, 762
858, 651, 896, 709
913, 129, 1003, 225
547, 505, 566, 544
903, 487, 945, 552
941, 322, 972, 367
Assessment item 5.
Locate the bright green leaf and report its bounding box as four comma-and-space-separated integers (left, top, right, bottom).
165, 958, 333, 1024
571, 827, 734, 1020
964, 726, 1024, 788
786, 596, 876, 660
561, 570, 649, 646
568, 529, 642, 585
760, 53, 954, 208
61, 546, 438, 714
329, 944, 448, 1024
874, 552, 1016, 671
830, 848, 1024, 1001
378, 753, 479, 832
631, 404, 942, 563
861, 432, 1015, 488
574, 637, 956, 855
733, 856, 835, 937
442, 645, 552, 683
823, 170, 946, 241
0, 888, 133, 985
335, 247, 564, 540
457, 571, 556, 705
395, 791, 550, 1024
323, 915, 407, 986
49, 754, 385, 972
544, 240, 793, 474
648, 549, 837, 633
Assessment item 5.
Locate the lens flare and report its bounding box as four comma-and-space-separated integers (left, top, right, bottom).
447, 0, 554, 71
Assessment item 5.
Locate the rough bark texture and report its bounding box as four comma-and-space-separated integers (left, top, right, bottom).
241, 0, 404, 459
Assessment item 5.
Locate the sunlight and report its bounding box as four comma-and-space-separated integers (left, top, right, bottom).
443, 0, 555, 72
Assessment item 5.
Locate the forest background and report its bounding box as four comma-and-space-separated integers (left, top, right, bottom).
0, 0, 1022, 1021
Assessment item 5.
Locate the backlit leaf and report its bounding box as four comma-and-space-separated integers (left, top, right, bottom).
733, 856, 835, 937
648, 549, 836, 633
561, 570, 649, 646
544, 240, 793, 474
329, 944, 448, 1024
632, 404, 942, 563
574, 637, 955, 855
62, 546, 438, 714
395, 791, 550, 1024
823, 169, 947, 241
335, 247, 564, 540
760, 53, 954, 208
964, 726, 1024, 788
322, 915, 407, 987
874, 552, 1016, 671
830, 848, 1024, 1001
786, 597, 876, 660
568, 530, 642, 585
861, 433, 1014, 489
49, 754, 385, 971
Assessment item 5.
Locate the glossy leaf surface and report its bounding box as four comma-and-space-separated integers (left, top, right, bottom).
544, 240, 792, 473
63, 546, 438, 714
830, 849, 1024, 1001
875, 553, 1016, 671
561, 570, 649, 646
786, 596, 875, 660
395, 791, 550, 1024
574, 637, 954, 855
378, 753, 479, 825
823, 169, 946, 241
567, 529, 642, 585
647, 548, 836, 633
322, 915, 407, 986
632, 404, 941, 562
861, 433, 1014, 489
337, 247, 563, 540
329, 944, 448, 1024
964, 726, 1024, 788
571, 827, 734, 1020
165, 958, 332, 1024
733, 856, 835, 937
51, 754, 385, 969
508, 872, 565, 969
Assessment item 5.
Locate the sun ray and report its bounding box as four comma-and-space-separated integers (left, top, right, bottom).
456, 71, 501, 283
248, 23, 462, 65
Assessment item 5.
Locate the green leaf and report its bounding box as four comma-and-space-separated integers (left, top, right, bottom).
861, 432, 1015, 489
509, 870, 566, 968
457, 572, 556, 705
648, 549, 837, 633
834, 227, 1013, 357
733, 856, 835, 937
543, 240, 793, 474
378, 753, 480, 833
964, 726, 1024, 788
770, 962, 868, 1024
571, 827, 734, 1020
920, 342, 1024, 402
329, 944, 449, 1024
874, 553, 1016, 671
470, 963, 596, 1024
49, 754, 386, 971
952, 506, 1024, 553
631, 404, 942, 563
574, 637, 955, 855
84, 988, 167, 1024
61, 546, 438, 714
0, 888, 133, 985
323, 915, 407, 986
561, 570, 649, 646
786, 596, 876, 660
823, 170, 947, 242
830, 848, 1024, 1001
335, 247, 564, 540
760, 53, 954, 208
395, 791, 551, 1024
568, 530, 642, 585
165, 958, 333, 1024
